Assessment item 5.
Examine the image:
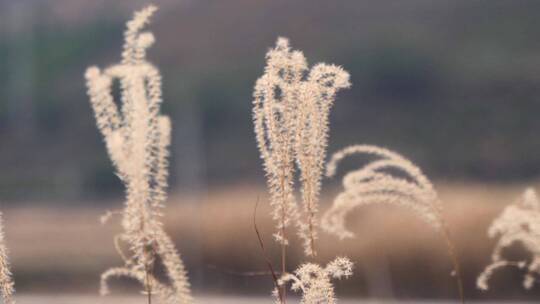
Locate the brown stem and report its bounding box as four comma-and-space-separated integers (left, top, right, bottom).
441, 221, 465, 304
145, 263, 152, 304
308, 217, 315, 256
280, 177, 287, 304
306, 179, 316, 256
143, 240, 155, 304
253, 197, 283, 303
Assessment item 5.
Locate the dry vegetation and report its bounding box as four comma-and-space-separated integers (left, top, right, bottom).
321, 145, 464, 301
251, 34, 468, 302
252, 36, 354, 303
252, 37, 350, 257
2, 3, 540, 304
4, 183, 536, 296
478, 188, 540, 291
85, 5, 191, 303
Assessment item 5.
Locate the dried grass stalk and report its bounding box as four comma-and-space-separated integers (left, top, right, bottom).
322, 145, 464, 302
85, 5, 192, 304
253, 37, 349, 257
478, 188, 540, 291
322, 145, 442, 238
275, 257, 353, 304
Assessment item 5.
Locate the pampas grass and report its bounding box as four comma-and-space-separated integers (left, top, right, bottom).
253, 37, 352, 304
322, 144, 464, 302
477, 187, 540, 291
253, 37, 350, 258
85, 5, 192, 304
322, 145, 443, 238
275, 257, 353, 304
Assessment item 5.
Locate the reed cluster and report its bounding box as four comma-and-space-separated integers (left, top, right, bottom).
253, 37, 354, 303
7, 3, 540, 304
253, 37, 350, 257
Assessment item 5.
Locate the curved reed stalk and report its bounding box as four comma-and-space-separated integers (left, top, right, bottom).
85, 5, 192, 304
322, 145, 464, 303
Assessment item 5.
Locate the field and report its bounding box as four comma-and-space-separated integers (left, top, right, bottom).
6, 182, 539, 300
1, 1, 539, 303
13, 295, 537, 304
16, 295, 262, 304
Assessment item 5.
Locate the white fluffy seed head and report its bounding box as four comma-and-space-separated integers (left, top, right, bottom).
85, 6, 192, 303
275, 257, 353, 304
322, 145, 443, 240
253, 37, 349, 256
137, 32, 155, 49
477, 188, 540, 291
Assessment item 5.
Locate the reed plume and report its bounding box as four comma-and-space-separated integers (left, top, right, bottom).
322, 145, 464, 302
322, 145, 442, 238
477, 187, 540, 291
85, 5, 192, 303
0, 213, 14, 304
295, 62, 350, 257
274, 257, 353, 304
253, 37, 349, 258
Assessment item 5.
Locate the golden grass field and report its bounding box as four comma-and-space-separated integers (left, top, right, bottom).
6, 182, 540, 299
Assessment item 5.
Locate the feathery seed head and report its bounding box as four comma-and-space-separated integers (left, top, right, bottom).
137, 32, 155, 49
253, 37, 349, 255
322, 145, 443, 240
478, 187, 540, 291
85, 6, 192, 303
275, 257, 353, 304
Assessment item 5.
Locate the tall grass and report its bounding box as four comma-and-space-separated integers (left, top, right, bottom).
251, 36, 470, 303
322, 145, 444, 238
4, 3, 534, 303
253, 37, 350, 258
322, 145, 464, 302
253, 37, 352, 303
85, 5, 192, 304
478, 188, 540, 291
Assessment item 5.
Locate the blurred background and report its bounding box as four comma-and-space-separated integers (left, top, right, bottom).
1, 0, 540, 301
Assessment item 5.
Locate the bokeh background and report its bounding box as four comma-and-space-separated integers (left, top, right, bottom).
1, 0, 540, 301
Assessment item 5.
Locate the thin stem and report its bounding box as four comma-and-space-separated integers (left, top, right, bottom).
114, 235, 132, 265
280, 175, 287, 304
441, 221, 465, 304
144, 245, 153, 304
306, 178, 316, 256
253, 197, 283, 303
145, 264, 152, 304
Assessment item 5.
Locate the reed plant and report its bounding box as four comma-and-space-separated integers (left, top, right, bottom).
85, 6, 192, 304
322, 145, 464, 302
478, 188, 540, 291
253, 37, 352, 303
